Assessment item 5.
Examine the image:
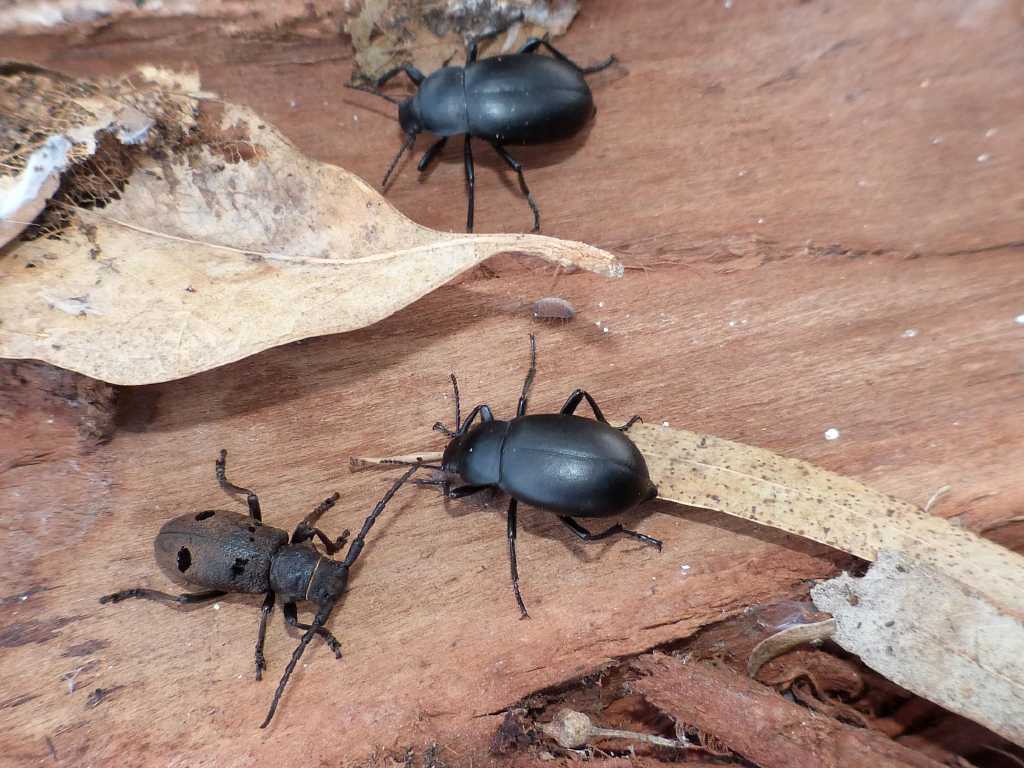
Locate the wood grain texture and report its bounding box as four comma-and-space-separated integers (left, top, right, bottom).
1, 0, 1023, 765
633, 654, 946, 768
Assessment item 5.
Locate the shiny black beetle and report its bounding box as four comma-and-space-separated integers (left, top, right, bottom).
398, 336, 660, 618
99, 451, 417, 728
348, 37, 616, 232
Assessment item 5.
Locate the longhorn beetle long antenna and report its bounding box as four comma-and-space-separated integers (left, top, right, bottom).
260, 607, 329, 729
259, 466, 419, 728
344, 83, 402, 105
343, 466, 418, 566
381, 132, 416, 190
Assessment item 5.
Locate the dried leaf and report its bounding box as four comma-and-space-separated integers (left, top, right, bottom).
0, 65, 621, 385
346, 0, 580, 81
812, 551, 1024, 746
628, 423, 1024, 617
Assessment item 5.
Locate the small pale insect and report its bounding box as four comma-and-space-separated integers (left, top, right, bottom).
531, 296, 576, 321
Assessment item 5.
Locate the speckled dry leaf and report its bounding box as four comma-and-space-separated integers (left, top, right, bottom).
346, 0, 580, 80
0, 65, 620, 385
628, 423, 1024, 616
812, 551, 1024, 745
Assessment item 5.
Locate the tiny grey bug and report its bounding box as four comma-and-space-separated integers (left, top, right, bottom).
531, 296, 576, 321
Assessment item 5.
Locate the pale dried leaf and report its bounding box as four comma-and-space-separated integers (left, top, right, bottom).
629, 423, 1024, 617
0, 67, 621, 385
812, 551, 1024, 746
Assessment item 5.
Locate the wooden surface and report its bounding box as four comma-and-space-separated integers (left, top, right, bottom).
2, 0, 1024, 765
633, 654, 946, 768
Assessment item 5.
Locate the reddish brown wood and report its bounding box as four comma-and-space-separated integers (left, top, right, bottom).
633, 654, 944, 768
1, 0, 1023, 765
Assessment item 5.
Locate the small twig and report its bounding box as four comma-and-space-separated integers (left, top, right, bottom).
350, 452, 444, 470
541, 708, 696, 750
746, 618, 836, 677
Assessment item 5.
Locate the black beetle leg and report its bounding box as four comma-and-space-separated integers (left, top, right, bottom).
517, 36, 616, 74
418, 137, 448, 172
216, 449, 262, 522
490, 143, 541, 232
464, 135, 475, 232
506, 498, 530, 619
559, 516, 663, 551
283, 602, 343, 658
448, 484, 491, 498
99, 588, 226, 606
453, 404, 494, 437
374, 63, 425, 88
254, 591, 275, 680
559, 389, 642, 431
465, 11, 524, 64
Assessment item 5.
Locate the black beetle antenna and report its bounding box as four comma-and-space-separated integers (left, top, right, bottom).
432, 373, 462, 437
381, 132, 416, 189
260, 605, 332, 729
450, 373, 461, 432
344, 83, 402, 105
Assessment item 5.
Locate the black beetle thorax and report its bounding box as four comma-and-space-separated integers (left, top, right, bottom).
415, 66, 469, 137
451, 420, 508, 486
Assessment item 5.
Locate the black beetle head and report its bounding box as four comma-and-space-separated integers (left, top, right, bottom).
440, 420, 504, 486
398, 97, 421, 136
440, 434, 465, 476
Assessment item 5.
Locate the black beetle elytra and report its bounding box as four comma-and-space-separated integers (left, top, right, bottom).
99, 451, 417, 728
348, 36, 616, 232
385, 335, 660, 618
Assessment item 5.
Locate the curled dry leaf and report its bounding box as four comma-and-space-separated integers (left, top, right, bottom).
0, 64, 621, 385
746, 618, 837, 678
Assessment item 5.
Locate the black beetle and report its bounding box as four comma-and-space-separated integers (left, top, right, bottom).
99, 450, 417, 728
348, 36, 616, 232
391, 335, 660, 618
